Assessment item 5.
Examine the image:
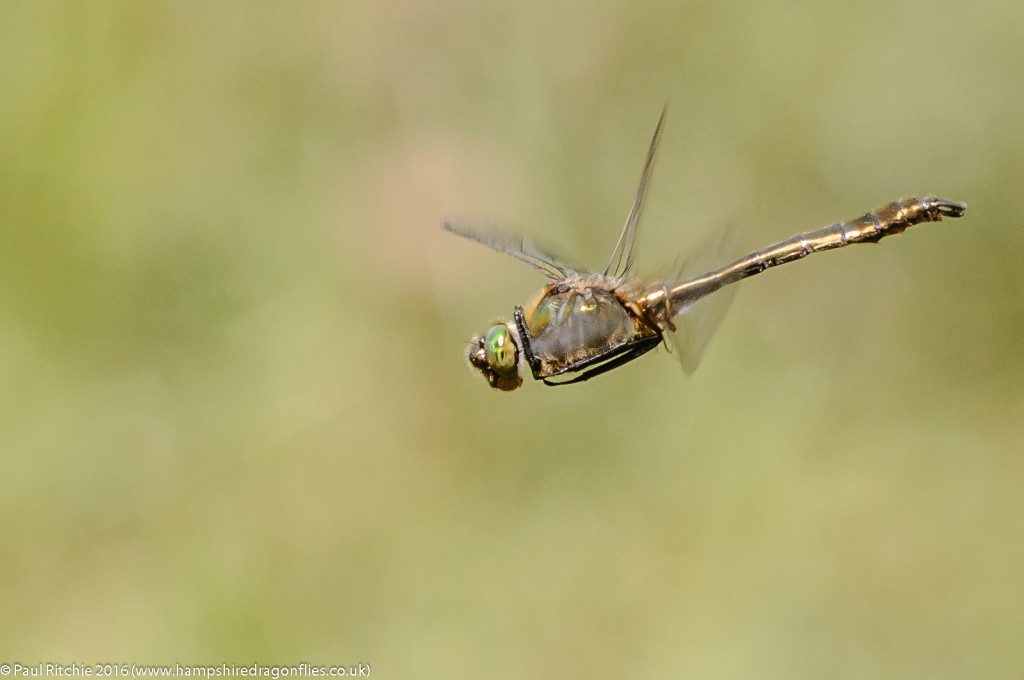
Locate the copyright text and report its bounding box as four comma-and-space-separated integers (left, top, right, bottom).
0, 663, 370, 678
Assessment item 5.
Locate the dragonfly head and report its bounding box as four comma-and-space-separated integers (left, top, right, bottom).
467, 323, 523, 392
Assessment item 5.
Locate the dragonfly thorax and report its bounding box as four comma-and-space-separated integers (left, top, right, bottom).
517, 278, 663, 383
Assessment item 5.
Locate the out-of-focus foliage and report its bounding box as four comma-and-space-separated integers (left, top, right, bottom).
1, 1, 1021, 677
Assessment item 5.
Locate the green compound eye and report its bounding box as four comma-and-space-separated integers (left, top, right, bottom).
484, 325, 517, 375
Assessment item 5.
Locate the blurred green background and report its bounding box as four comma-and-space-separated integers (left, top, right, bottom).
1, 1, 1022, 677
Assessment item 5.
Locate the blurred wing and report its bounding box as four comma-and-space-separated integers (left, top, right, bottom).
442, 221, 582, 280
604, 106, 666, 279
665, 222, 739, 375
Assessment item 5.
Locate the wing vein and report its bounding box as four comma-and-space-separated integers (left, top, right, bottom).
604, 106, 667, 279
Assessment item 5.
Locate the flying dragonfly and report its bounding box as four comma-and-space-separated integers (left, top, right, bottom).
444, 110, 966, 391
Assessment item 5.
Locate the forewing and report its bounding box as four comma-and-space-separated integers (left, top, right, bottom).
604, 106, 667, 279
664, 223, 739, 375
442, 221, 582, 280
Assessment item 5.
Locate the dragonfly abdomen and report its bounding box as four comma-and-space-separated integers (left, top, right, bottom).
663, 196, 967, 312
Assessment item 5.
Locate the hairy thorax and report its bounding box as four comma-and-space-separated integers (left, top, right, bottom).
519, 274, 662, 377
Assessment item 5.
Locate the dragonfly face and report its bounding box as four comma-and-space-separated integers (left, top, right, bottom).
467, 323, 523, 392
445, 109, 966, 392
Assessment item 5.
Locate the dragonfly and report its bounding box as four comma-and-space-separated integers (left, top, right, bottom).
444, 110, 967, 391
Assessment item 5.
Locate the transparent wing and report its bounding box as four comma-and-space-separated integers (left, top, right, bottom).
664, 223, 740, 375
604, 106, 666, 280
442, 221, 583, 280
